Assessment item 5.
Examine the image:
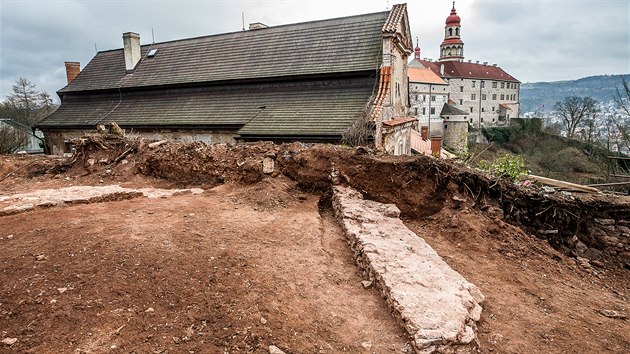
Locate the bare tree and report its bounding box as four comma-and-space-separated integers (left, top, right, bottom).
612, 77, 630, 153
0, 125, 28, 154
554, 96, 598, 139
1, 77, 57, 126
614, 77, 630, 116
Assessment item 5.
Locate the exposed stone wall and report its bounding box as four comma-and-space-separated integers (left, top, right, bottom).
332, 186, 484, 353
443, 121, 468, 152
580, 217, 630, 262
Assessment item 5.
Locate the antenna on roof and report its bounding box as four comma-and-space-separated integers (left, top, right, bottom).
151, 28, 155, 43
94, 43, 97, 54
242, 12, 245, 31
386, 0, 390, 10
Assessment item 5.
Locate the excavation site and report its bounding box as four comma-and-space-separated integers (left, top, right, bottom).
1, 136, 629, 353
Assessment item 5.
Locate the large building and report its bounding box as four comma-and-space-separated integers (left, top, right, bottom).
409, 2, 520, 130
37, 5, 413, 155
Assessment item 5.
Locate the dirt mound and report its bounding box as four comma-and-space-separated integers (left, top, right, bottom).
14, 135, 630, 267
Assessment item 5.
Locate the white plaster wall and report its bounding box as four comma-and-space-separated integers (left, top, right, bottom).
445, 77, 520, 128
409, 82, 449, 122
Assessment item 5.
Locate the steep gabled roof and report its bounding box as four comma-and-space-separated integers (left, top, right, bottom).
60, 11, 390, 94
418, 60, 519, 83
440, 103, 469, 116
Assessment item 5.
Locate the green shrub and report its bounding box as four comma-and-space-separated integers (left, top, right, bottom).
487, 153, 529, 182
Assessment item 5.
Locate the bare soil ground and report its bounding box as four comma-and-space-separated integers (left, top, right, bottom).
407, 208, 630, 353
1, 139, 629, 353
0, 176, 408, 353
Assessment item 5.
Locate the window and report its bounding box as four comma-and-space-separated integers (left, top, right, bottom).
472, 81, 476, 88
500, 94, 505, 100
471, 93, 476, 100
445, 124, 448, 129
492, 107, 495, 112
423, 95, 426, 102
492, 94, 497, 100
431, 95, 436, 102
481, 81, 485, 88
422, 108, 426, 115
459, 99, 463, 105
414, 108, 418, 115
414, 94, 418, 101
470, 118, 473, 123
482, 107, 485, 112
492, 81, 497, 88
396, 82, 400, 97
460, 86, 464, 92
470, 107, 474, 113
501, 82, 505, 89
430, 107, 436, 115
481, 118, 484, 123
482, 94, 486, 100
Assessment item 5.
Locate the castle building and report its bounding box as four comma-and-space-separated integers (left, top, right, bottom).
409, 2, 520, 132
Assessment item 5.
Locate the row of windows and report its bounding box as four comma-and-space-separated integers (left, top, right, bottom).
413, 95, 437, 102
413, 107, 436, 115
468, 106, 504, 113
470, 93, 517, 101
470, 81, 518, 89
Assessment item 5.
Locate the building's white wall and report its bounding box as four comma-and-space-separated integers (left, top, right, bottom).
444, 77, 520, 128
383, 121, 417, 156
383, 38, 410, 116
409, 82, 449, 122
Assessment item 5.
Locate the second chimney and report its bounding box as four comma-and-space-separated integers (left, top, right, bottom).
64, 62, 80, 84
123, 32, 141, 73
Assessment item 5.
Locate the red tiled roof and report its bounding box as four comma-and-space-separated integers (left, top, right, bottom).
408, 67, 447, 85
442, 38, 463, 45
419, 60, 519, 82
383, 116, 417, 127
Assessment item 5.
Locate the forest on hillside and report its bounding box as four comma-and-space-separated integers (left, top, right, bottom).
520, 74, 630, 113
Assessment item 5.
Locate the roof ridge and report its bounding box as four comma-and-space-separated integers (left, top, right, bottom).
95, 11, 390, 54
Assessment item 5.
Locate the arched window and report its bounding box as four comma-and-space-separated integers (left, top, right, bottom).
448, 28, 453, 36
456, 28, 460, 36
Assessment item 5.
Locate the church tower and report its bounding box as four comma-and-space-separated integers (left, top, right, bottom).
439, 2, 464, 62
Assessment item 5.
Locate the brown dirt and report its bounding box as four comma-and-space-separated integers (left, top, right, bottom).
406, 206, 630, 353
1, 137, 629, 353
0, 178, 408, 353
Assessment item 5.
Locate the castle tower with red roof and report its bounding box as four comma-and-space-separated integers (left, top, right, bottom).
439, 2, 464, 62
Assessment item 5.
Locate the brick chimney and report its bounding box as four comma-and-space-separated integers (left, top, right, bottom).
64, 62, 80, 84
431, 136, 442, 156
421, 126, 428, 140
123, 32, 141, 73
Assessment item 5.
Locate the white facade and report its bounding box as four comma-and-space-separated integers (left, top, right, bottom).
445, 76, 520, 128
409, 82, 448, 123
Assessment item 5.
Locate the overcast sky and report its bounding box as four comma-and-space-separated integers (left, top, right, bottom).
1, 0, 628, 101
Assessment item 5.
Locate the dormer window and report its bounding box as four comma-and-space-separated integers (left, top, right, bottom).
147, 49, 158, 57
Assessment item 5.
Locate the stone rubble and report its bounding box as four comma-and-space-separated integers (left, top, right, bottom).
332, 186, 484, 353
0, 185, 204, 216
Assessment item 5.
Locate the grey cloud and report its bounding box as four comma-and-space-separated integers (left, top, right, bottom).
1, 0, 628, 99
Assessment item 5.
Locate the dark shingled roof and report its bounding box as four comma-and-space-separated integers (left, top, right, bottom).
59, 11, 389, 94
440, 103, 469, 116
40, 77, 377, 137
